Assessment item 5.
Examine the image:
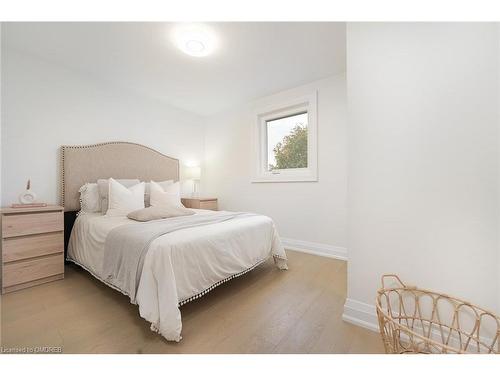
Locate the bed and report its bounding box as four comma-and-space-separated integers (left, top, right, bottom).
61, 142, 288, 342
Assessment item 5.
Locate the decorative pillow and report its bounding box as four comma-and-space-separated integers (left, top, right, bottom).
127, 205, 194, 222
106, 178, 145, 217
144, 180, 174, 207
97, 178, 140, 214
78, 183, 100, 213
150, 181, 182, 208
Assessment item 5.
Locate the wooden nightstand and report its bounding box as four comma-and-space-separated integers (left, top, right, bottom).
181, 197, 218, 211
1, 205, 64, 294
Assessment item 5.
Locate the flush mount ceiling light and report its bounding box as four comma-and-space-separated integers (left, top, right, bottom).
173, 24, 217, 57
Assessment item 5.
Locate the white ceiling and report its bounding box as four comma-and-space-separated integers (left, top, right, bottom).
3, 22, 346, 116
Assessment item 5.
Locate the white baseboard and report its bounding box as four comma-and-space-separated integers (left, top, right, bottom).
342, 298, 379, 332
281, 237, 347, 261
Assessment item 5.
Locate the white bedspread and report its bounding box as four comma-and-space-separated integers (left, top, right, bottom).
67, 209, 287, 341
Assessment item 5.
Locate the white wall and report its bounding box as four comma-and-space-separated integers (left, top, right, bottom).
344, 23, 500, 329
498, 24, 500, 314
204, 75, 347, 255
1, 48, 205, 206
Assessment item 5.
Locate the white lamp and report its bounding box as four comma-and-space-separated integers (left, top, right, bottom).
184, 165, 201, 197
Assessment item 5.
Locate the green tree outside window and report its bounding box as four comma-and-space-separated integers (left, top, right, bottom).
269, 124, 308, 170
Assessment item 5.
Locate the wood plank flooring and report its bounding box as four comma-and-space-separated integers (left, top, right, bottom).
0, 250, 384, 353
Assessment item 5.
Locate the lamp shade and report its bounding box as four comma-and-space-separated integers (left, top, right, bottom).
183, 165, 201, 180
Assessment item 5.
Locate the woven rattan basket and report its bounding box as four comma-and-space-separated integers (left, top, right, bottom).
376, 275, 500, 354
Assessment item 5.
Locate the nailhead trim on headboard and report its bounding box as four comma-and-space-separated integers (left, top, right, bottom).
60, 141, 180, 210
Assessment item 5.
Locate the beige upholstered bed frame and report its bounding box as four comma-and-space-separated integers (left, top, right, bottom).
60, 142, 179, 211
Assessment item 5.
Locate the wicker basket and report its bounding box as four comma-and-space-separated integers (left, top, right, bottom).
376, 275, 500, 354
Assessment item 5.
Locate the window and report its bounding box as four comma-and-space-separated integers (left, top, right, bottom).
252, 92, 317, 182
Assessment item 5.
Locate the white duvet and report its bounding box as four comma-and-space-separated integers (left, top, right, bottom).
67, 209, 287, 342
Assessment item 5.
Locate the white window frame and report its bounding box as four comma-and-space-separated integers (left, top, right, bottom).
251, 91, 318, 183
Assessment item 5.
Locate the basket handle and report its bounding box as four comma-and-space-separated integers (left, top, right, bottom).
381, 274, 406, 289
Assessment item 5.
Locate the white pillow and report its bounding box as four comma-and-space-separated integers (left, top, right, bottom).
106, 178, 145, 217
97, 178, 140, 214
145, 180, 174, 207
78, 183, 100, 213
150, 180, 182, 208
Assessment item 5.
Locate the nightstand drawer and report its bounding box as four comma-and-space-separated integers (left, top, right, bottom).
3, 232, 64, 263
2, 253, 64, 287
199, 200, 218, 210
2, 211, 63, 238
182, 198, 218, 210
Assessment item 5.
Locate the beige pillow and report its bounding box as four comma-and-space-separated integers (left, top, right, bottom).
127, 205, 195, 222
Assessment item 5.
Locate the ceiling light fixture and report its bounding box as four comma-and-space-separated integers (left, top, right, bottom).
173, 24, 217, 57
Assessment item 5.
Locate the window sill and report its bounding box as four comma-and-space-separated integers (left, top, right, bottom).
251, 173, 318, 183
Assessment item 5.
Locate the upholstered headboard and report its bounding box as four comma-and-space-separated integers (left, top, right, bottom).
60, 142, 179, 211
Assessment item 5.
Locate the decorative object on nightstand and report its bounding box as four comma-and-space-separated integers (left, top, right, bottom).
181, 197, 218, 211
183, 165, 201, 198
18, 179, 37, 204
1, 205, 64, 294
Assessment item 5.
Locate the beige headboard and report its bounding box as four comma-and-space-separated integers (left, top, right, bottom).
61, 142, 179, 211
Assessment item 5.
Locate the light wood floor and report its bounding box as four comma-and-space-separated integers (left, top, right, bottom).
0, 250, 384, 354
